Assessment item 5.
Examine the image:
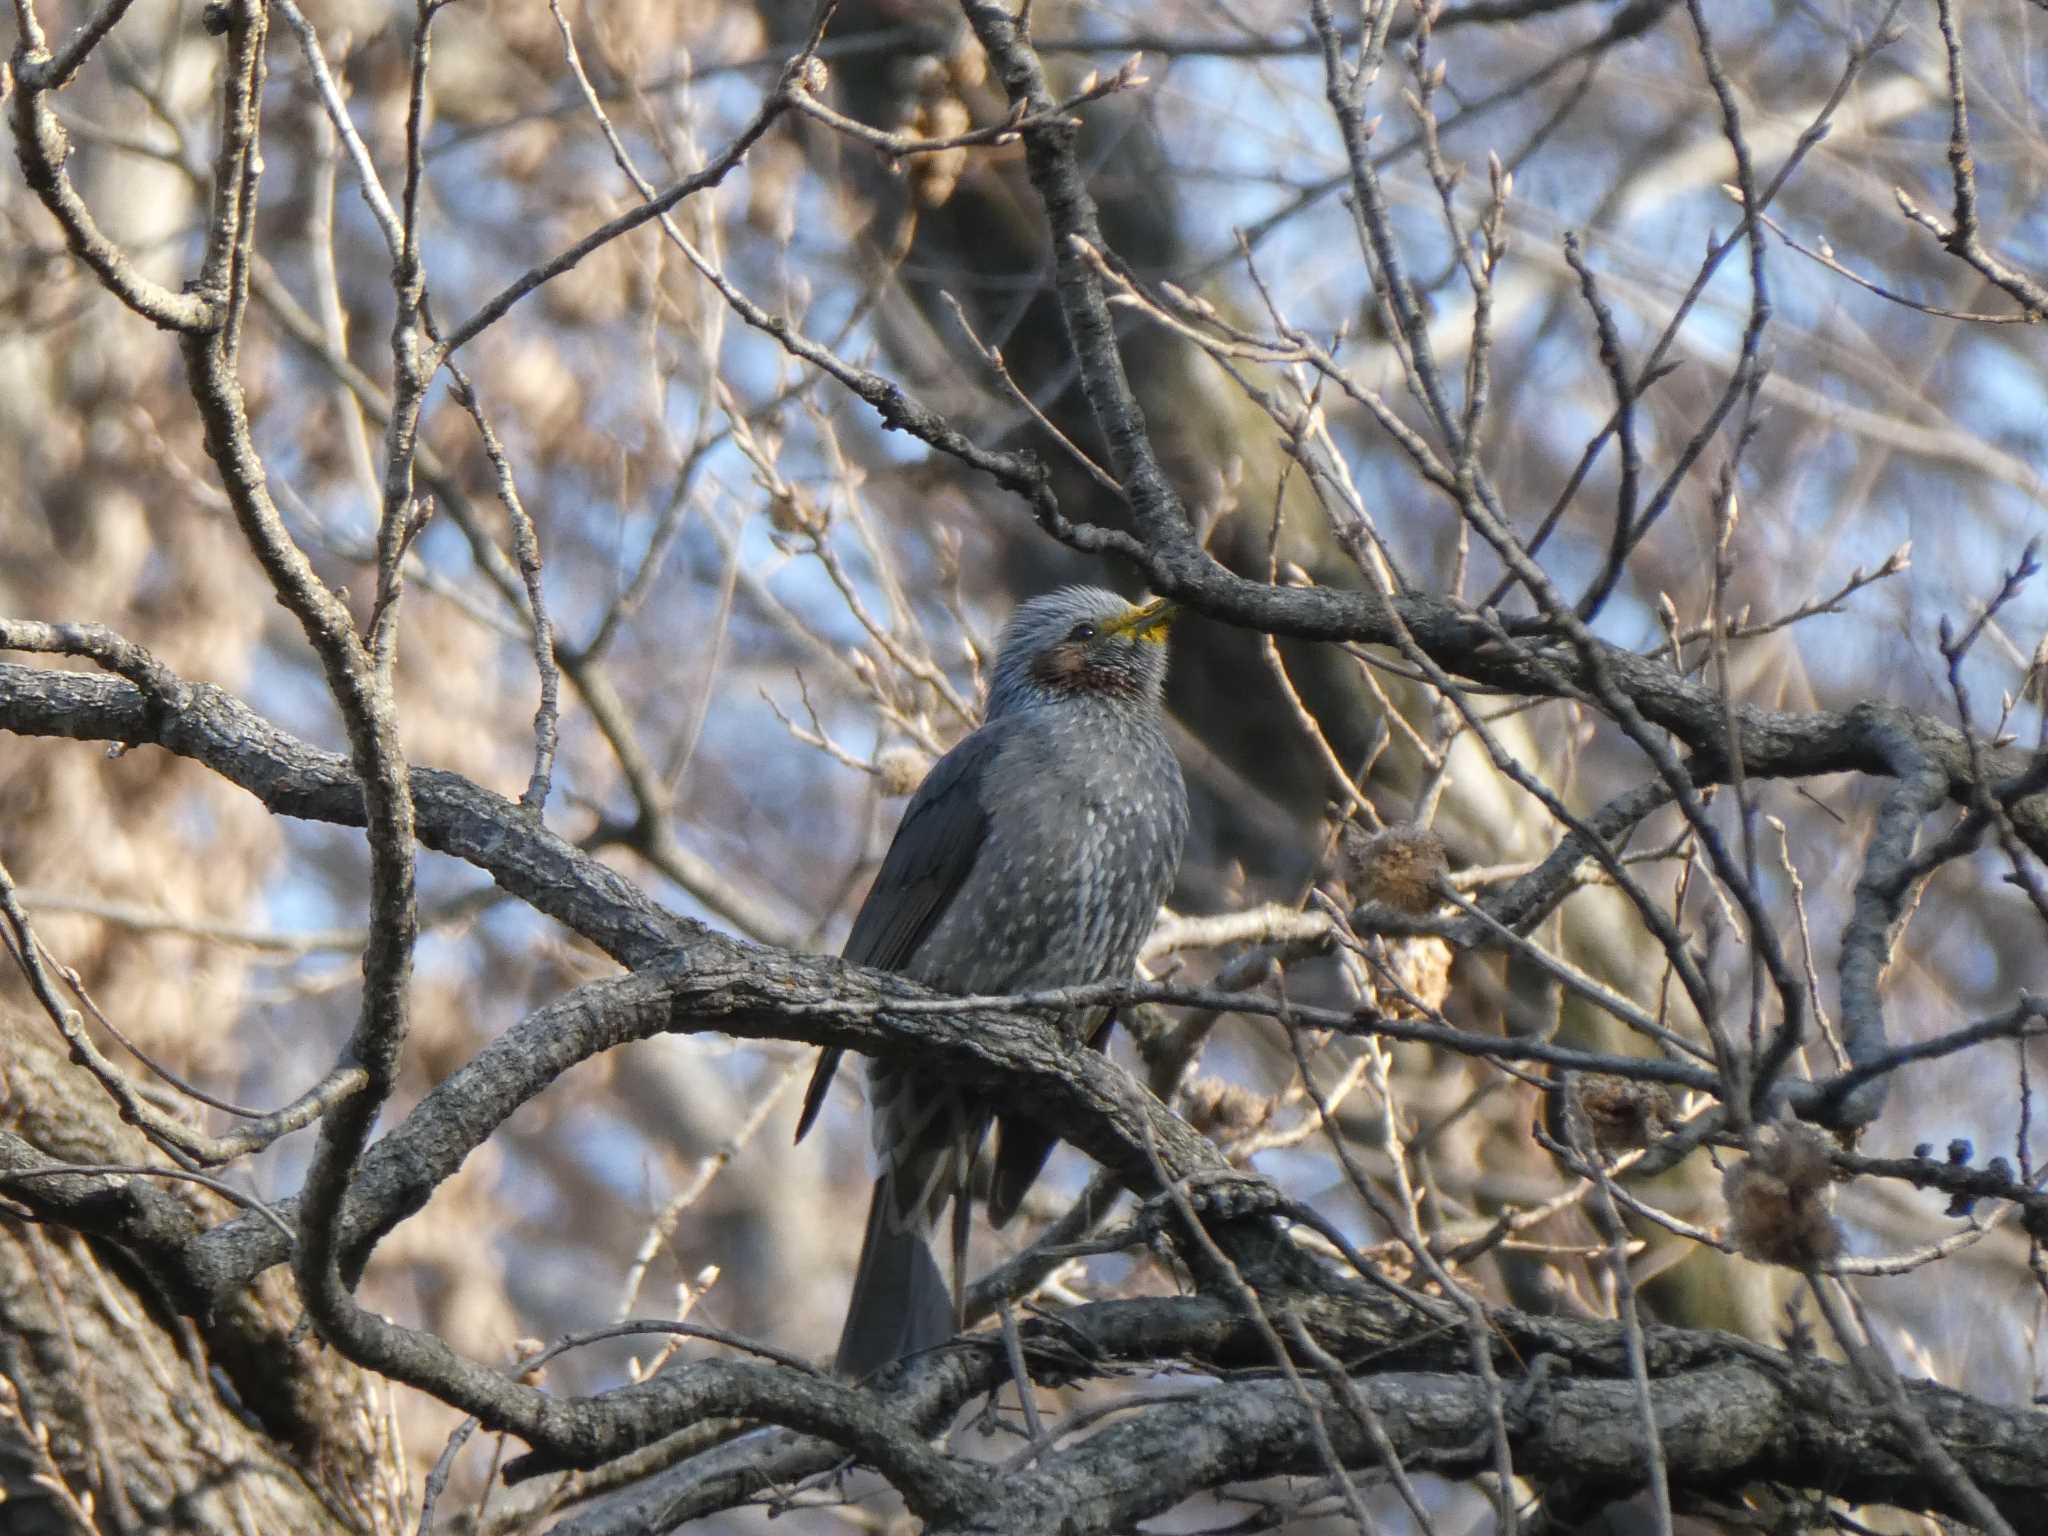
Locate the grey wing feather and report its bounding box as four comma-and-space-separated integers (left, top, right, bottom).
841, 721, 1004, 969
793, 721, 1004, 1142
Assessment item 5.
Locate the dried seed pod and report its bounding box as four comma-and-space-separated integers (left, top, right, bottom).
1723, 1123, 1842, 1269
874, 745, 930, 797
1576, 1073, 1675, 1155
1341, 823, 1449, 914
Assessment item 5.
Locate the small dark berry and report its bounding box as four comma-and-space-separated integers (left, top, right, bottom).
1946, 1138, 1973, 1165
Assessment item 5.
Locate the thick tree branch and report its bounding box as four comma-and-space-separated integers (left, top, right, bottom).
0, 658, 688, 965
553, 1293, 2048, 1533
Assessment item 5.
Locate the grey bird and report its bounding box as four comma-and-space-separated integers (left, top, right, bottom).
795, 587, 1188, 1379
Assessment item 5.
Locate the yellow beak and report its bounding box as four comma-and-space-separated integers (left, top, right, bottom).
1117, 597, 1180, 643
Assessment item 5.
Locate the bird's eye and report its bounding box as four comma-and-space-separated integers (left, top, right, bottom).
1067, 621, 1097, 643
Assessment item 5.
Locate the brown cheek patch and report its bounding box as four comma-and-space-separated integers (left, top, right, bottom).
1031, 642, 1139, 696
1032, 644, 1087, 688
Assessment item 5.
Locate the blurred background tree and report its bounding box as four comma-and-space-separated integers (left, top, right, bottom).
2, 0, 2045, 1531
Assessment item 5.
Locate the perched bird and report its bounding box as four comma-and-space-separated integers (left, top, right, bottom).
796, 586, 1189, 1378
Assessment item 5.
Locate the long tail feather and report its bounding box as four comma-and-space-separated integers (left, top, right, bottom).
834, 1179, 953, 1379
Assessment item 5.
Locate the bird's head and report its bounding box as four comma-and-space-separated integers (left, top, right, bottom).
986, 586, 1179, 718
